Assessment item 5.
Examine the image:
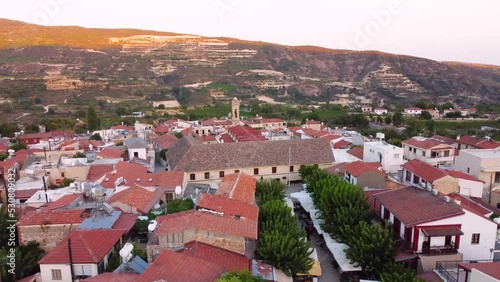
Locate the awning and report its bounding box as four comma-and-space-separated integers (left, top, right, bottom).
323, 233, 362, 272
422, 227, 464, 237
296, 260, 322, 277
290, 191, 315, 212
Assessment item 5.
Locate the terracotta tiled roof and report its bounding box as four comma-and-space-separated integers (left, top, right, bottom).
218, 133, 235, 143
215, 173, 256, 205
202, 135, 217, 142
373, 187, 464, 227
87, 165, 114, 182
18, 209, 86, 226
153, 133, 179, 150
155, 171, 184, 190
401, 159, 448, 183
156, 210, 257, 239
445, 170, 484, 183
153, 125, 171, 134
98, 147, 124, 159
228, 125, 267, 142
38, 229, 124, 264
111, 125, 134, 131
112, 213, 138, 233
180, 241, 251, 272
457, 263, 500, 280
108, 184, 161, 214
168, 138, 335, 172
138, 249, 224, 282
46, 193, 82, 210
82, 273, 140, 282
320, 134, 343, 142
333, 139, 352, 149
430, 135, 456, 145
345, 161, 385, 177
197, 193, 258, 221
14, 189, 40, 199
324, 163, 348, 176
262, 118, 285, 123
446, 193, 492, 217
300, 128, 328, 138
457, 135, 500, 149
402, 137, 454, 150
347, 147, 364, 159
364, 189, 390, 214
305, 120, 321, 124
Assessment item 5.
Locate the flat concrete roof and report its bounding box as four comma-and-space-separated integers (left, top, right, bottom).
461, 149, 500, 159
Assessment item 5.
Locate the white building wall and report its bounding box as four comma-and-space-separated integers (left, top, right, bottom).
40, 264, 72, 282
128, 148, 147, 160
470, 269, 500, 282
363, 142, 404, 173
458, 178, 484, 198
417, 210, 497, 260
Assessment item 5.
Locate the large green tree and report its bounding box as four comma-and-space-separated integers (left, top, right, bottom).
256, 229, 313, 276
217, 270, 265, 282
87, 106, 100, 131
255, 179, 286, 205
317, 179, 372, 241
380, 263, 424, 282
342, 221, 395, 277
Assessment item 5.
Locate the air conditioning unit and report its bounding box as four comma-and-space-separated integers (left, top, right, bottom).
432, 189, 438, 196
443, 196, 450, 203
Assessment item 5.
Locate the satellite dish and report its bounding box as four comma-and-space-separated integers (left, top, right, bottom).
148, 220, 158, 232
175, 185, 182, 195
119, 243, 134, 263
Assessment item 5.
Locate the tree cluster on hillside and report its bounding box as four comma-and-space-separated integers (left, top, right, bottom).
255, 180, 313, 276
299, 165, 421, 280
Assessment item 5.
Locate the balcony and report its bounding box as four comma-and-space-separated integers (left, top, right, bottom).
421, 242, 458, 256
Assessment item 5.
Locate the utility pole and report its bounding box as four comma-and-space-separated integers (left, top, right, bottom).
42, 175, 48, 203
68, 238, 74, 281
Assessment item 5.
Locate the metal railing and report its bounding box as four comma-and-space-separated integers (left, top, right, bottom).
435, 259, 500, 282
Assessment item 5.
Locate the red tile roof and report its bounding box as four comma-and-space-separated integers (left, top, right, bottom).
82, 273, 140, 282
156, 210, 257, 239
300, 128, 328, 138
14, 188, 40, 199
333, 139, 352, 149
402, 159, 448, 183
216, 173, 256, 205
115, 161, 148, 174
180, 241, 251, 272
38, 229, 124, 264
46, 193, 82, 210
18, 209, 86, 226
430, 135, 456, 145
153, 125, 171, 134
197, 194, 259, 221
345, 161, 385, 177
218, 133, 235, 143
112, 212, 138, 233
457, 135, 500, 149
138, 249, 224, 282
305, 120, 321, 124
97, 147, 124, 159
373, 187, 464, 227
458, 262, 500, 279
324, 163, 348, 176
111, 125, 134, 131
402, 137, 454, 150
87, 165, 115, 182
446, 193, 492, 217
155, 171, 184, 190
262, 118, 285, 123
227, 125, 267, 142
320, 134, 343, 142
202, 135, 217, 142
347, 147, 364, 159
153, 133, 179, 149
445, 170, 484, 183
108, 184, 161, 214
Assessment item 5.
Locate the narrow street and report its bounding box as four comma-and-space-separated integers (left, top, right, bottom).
287, 183, 341, 282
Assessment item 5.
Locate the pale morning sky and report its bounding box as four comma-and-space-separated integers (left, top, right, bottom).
2, 0, 499, 65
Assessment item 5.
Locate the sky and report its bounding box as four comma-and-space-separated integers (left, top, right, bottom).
2, 0, 500, 65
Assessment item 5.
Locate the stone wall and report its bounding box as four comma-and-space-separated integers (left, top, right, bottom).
18, 223, 79, 252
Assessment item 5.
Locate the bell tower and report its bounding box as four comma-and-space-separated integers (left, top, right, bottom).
231, 97, 240, 125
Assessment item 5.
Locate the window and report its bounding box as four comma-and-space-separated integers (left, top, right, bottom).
393, 154, 400, 159
272, 167, 277, 174
254, 168, 259, 175
471, 233, 480, 244
219, 171, 225, 178
495, 172, 500, 183
289, 165, 294, 172
204, 172, 210, 179
190, 174, 195, 180
51, 269, 62, 280
444, 150, 450, 157
467, 167, 470, 173
422, 151, 426, 157
234, 170, 240, 173
413, 148, 416, 153
61, 172, 65, 178
134, 152, 139, 158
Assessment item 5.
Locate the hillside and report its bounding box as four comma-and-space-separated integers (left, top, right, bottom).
0, 18, 499, 121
